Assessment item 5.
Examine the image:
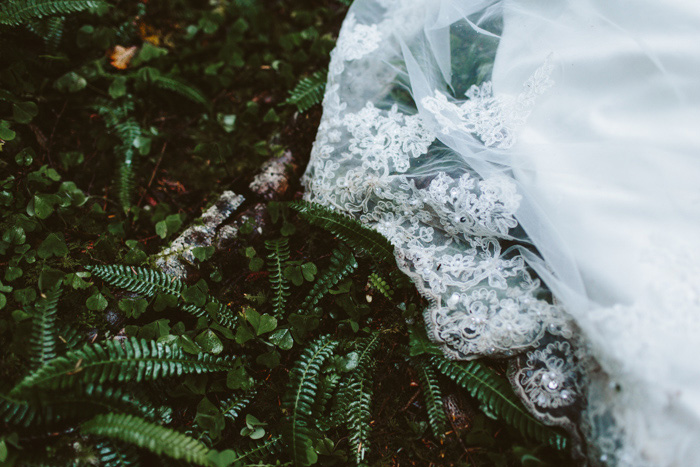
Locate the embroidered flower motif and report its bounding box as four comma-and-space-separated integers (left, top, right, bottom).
520, 341, 578, 409
335, 14, 382, 62
421, 58, 554, 149
302, 10, 568, 361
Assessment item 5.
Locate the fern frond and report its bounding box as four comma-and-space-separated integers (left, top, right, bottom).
388, 268, 412, 291
282, 335, 338, 467
0, 393, 38, 427
116, 159, 136, 211
288, 201, 395, 264
152, 76, 208, 106
29, 285, 62, 371
59, 383, 159, 420
58, 323, 84, 352
430, 356, 568, 449
81, 413, 212, 466
285, 70, 326, 113
0, 0, 106, 26
229, 435, 283, 464
95, 440, 143, 467
312, 372, 340, 432
10, 337, 235, 395
26, 15, 65, 50
219, 388, 257, 425
265, 238, 291, 318
413, 359, 447, 438
94, 102, 141, 210
2, 383, 157, 428
300, 246, 357, 314
87, 264, 237, 328
345, 333, 380, 465
367, 272, 393, 300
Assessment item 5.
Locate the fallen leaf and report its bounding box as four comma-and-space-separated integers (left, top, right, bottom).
109, 45, 138, 70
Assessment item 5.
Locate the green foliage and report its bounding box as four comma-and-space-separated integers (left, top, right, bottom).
344, 333, 380, 465
367, 272, 393, 300
220, 388, 257, 424
227, 434, 283, 465
81, 412, 213, 466
11, 337, 235, 395
137, 68, 208, 107
300, 245, 357, 313
413, 359, 448, 439
289, 201, 396, 264
0, 0, 573, 463
264, 238, 291, 318
94, 101, 142, 211
0, 0, 106, 26
28, 285, 62, 370
430, 356, 568, 449
282, 335, 338, 466
87, 264, 237, 328
1, 383, 156, 427
286, 70, 326, 113
95, 441, 142, 467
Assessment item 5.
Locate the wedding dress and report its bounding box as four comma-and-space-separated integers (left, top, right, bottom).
301, 0, 700, 465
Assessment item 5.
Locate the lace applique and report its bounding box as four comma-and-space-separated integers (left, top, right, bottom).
519, 340, 578, 409
343, 103, 434, 173
302, 8, 570, 360
335, 13, 382, 62
421, 58, 555, 149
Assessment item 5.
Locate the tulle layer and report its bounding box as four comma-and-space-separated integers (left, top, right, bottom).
302, 0, 700, 465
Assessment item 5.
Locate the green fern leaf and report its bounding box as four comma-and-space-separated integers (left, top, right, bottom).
94, 101, 141, 210
312, 372, 341, 432
367, 272, 393, 300
285, 70, 326, 113
265, 238, 291, 318
152, 76, 208, 106
29, 285, 61, 370
95, 440, 142, 467
10, 337, 235, 395
282, 335, 338, 467
288, 201, 395, 264
0, 393, 39, 427
87, 264, 237, 328
0, 0, 107, 26
300, 246, 357, 314
228, 435, 283, 464
430, 356, 568, 449
81, 413, 212, 466
220, 388, 257, 425
1, 383, 156, 427
345, 333, 380, 465
413, 359, 448, 438
26, 15, 65, 50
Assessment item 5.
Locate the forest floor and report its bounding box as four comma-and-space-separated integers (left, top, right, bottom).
0, 1, 572, 465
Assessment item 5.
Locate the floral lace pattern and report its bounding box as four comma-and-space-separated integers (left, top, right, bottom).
304, 1, 700, 465
421, 58, 554, 149
302, 5, 571, 361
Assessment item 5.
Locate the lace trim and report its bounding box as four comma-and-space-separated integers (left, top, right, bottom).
421, 58, 554, 149
303, 12, 569, 359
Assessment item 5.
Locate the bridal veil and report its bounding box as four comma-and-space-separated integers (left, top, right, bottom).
302, 0, 700, 465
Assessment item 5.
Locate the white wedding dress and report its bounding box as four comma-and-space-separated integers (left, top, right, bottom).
302, 0, 700, 465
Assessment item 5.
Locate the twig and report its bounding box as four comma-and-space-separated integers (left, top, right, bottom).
137, 142, 167, 207
447, 412, 472, 463
399, 389, 421, 412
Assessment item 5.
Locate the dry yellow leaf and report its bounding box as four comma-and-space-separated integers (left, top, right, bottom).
138, 22, 161, 46
109, 45, 138, 70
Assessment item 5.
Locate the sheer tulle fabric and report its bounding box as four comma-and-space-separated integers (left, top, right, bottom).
302, 0, 700, 465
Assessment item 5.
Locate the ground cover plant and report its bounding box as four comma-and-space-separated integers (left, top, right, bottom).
0, 1, 573, 465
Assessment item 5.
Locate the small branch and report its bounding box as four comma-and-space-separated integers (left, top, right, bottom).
137, 142, 167, 208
